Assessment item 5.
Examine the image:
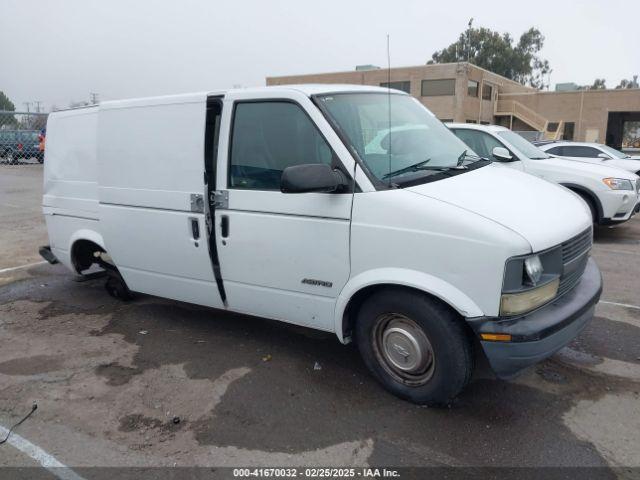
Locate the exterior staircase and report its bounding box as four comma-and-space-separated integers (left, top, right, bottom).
495, 99, 564, 141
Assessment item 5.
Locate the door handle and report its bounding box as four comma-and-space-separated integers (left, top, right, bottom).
190, 217, 200, 240
221, 215, 229, 238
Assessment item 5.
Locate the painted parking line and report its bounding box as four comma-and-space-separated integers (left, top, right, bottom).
594, 247, 640, 257
599, 300, 640, 311
0, 425, 86, 480
0, 261, 47, 274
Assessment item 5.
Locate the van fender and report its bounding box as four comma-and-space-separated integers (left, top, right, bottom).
334, 268, 484, 342
69, 229, 106, 253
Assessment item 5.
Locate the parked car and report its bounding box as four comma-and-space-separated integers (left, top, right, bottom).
0, 130, 44, 163
536, 141, 640, 175
364, 125, 429, 155
448, 123, 640, 225
41, 86, 602, 405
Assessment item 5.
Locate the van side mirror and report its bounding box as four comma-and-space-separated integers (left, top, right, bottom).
281, 164, 349, 193
492, 146, 513, 162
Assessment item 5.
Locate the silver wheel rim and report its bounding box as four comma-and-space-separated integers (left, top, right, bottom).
372, 313, 435, 385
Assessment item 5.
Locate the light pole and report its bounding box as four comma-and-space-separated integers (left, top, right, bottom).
467, 18, 473, 62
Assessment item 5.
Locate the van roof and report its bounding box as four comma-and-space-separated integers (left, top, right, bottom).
98, 84, 401, 110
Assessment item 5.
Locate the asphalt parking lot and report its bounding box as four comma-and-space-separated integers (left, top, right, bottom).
1, 164, 639, 478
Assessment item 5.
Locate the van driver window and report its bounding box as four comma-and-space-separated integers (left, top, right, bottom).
229, 102, 333, 190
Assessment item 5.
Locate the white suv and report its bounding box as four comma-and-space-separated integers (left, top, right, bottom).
537, 141, 640, 175
448, 124, 640, 225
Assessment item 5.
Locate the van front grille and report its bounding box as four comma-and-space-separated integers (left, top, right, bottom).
561, 228, 592, 264
558, 260, 588, 297
558, 227, 592, 297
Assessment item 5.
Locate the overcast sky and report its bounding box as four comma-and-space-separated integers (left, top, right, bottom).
1, 0, 639, 112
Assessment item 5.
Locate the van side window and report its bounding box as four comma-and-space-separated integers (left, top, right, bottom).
229, 102, 333, 190
453, 129, 504, 161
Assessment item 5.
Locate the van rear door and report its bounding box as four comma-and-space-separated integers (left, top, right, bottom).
211, 91, 354, 331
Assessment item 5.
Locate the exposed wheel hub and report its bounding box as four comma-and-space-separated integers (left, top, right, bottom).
374, 314, 435, 384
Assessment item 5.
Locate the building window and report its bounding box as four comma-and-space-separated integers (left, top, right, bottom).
467, 80, 479, 97
547, 122, 560, 132
440, 119, 454, 123
563, 122, 575, 141
466, 119, 477, 124
480, 121, 490, 125
380, 81, 410, 94
482, 84, 493, 100
421, 79, 456, 96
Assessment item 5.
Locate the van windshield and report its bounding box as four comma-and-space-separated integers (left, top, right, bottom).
315, 93, 486, 186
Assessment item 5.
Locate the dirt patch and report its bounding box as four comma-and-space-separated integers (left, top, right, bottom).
119, 413, 184, 434
95, 362, 142, 386
0, 354, 63, 375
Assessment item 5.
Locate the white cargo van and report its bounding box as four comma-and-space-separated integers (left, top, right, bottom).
42, 86, 602, 405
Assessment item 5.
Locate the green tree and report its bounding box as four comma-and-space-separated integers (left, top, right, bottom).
0, 91, 16, 111
0, 91, 18, 128
585, 78, 607, 90
428, 27, 551, 89
616, 75, 639, 89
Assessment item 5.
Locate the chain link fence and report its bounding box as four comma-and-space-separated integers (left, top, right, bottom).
0, 110, 48, 165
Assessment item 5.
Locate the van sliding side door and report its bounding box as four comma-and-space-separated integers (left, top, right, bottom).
97, 94, 224, 309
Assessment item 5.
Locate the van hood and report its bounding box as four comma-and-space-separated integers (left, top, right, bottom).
406, 164, 592, 252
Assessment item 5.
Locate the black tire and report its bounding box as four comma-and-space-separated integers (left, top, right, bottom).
105, 275, 134, 301
355, 288, 473, 406
574, 191, 598, 224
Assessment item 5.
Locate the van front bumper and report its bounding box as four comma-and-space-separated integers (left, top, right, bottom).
467, 258, 602, 379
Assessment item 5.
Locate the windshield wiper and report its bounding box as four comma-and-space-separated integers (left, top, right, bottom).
457, 150, 469, 167
382, 158, 439, 179
457, 150, 486, 166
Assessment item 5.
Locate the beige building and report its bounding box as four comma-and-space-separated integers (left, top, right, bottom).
267, 62, 640, 149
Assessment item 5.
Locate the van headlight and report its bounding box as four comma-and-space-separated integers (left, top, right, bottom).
500, 278, 560, 316
603, 178, 634, 190
524, 255, 543, 284
501, 251, 562, 316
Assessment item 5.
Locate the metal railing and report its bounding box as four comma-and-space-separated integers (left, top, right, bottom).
0, 110, 48, 165
495, 99, 549, 132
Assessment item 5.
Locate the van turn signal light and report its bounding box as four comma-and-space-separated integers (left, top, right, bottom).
480, 333, 512, 342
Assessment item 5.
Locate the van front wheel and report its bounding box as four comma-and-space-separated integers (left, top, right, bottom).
355, 289, 473, 406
